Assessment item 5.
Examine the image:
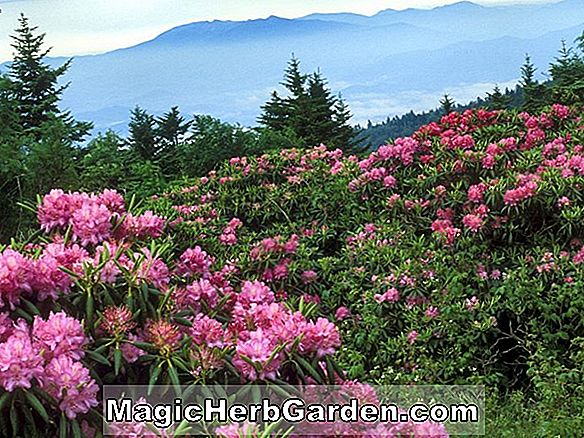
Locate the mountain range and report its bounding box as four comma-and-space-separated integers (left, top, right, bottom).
7, 0, 583, 134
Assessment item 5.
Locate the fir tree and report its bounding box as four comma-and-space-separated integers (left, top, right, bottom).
440, 94, 456, 114
303, 72, 337, 145
519, 54, 548, 113
258, 91, 289, 131
332, 95, 357, 151
486, 85, 511, 110
154, 106, 191, 176
259, 55, 356, 151
127, 106, 158, 161
156, 106, 191, 146
0, 75, 20, 140
550, 41, 584, 105
281, 54, 307, 99
8, 14, 91, 140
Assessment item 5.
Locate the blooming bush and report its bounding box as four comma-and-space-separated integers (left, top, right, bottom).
2, 104, 584, 435
148, 105, 584, 401
2, 188, 430, 436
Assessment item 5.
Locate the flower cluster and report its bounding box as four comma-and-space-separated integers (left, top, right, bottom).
38, 189, 165, 246
0, 312, 97, 419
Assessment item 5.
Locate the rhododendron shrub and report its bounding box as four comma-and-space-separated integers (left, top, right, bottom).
0, 190, 355, 436
2, 104, 584, 435
148, 105, 584, 407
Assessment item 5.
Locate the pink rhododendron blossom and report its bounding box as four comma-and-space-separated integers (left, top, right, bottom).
237, 281, 275, 309
124, 211, 165, 239
233, 329, 282, 381
145, 320, 182, 351
189, 314, 226, 348
0, 249, 33, 309
176, 246, 214, 277
301, 270, 318, 284
120, 333, 146, 363
425, 306, 440, 319
100, 305, 136, 337
32, 311, 87, 360
407, 330, 419, 344
133, 249, 170, 290
467, 183, 487, 203
0, 332, 43, 391
375, 288, 400, 304
503, 180, 538, 206
42, 355, 99, 419
300, 318, 341, 358
463, 214, 484, 232
335, 306, 351, 321
70, 201, 113, 246
465, 296, 479, 311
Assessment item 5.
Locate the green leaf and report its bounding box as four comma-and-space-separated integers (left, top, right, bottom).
114, 348, 123, 376
0, 392, 11, 411
72, 420, 82, 438
9, 399, 19, 436
148, 364, 163, 395
295, 356, 324, 383
59, 413, 67, 438
24, 391, 50, 423
87, 350, 112, 367
86, 292, 95, 335
20, 298, 40, 316
167, 363, 182, 396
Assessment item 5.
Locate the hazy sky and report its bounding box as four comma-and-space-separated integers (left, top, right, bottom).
0, 0, 558, 61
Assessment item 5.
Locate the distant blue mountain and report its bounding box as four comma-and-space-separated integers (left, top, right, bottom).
12, 0, 582, 134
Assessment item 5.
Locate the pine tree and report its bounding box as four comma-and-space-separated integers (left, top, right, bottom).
303, 72, 337, 145
259, 55, 356, 151
154, 106, 191, 177
0, 75, 20, 140
281, 54, 307, 99
519, 54, 548, 112
156, 106, 191, 146
25, 117, 80, 195
8, 14, 91, 140
486, 85, 511, 110
258, 91, 289, 131
550, 41, 584, 105
332, 95, 357, 151
127, 106, 158, 160
440, 94, 456, 114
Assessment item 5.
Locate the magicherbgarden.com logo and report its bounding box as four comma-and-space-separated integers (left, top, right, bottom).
102, 385, 485, 436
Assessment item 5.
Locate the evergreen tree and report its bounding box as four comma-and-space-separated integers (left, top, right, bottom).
8, 14, 91, 140
577, 30, 584, 53
0, 75, 20, 140
486, 85, 511, 110
281, 54, 307, 98
332, 95, 357, 151
440, 94, 456, 114
259, 55, 356, 151
156, 106, 191, 146
550, 41, 584, 105
519, 54, 548, 112
303, 72, 337, 145
25, 117, 80, 195
258, 91, 289, 131
127, 106, 158, 160
154, 106, 191, 177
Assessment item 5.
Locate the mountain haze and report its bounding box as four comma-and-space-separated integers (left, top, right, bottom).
11, 0, 581, 133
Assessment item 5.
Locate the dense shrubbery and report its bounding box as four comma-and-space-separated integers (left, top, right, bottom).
145, 104, 584, 408
2, 102, 584, 435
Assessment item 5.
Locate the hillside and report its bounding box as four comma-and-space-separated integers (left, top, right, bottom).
2, 104, 584, 435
